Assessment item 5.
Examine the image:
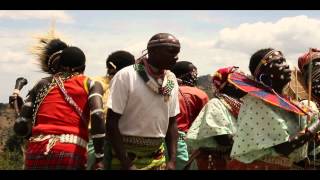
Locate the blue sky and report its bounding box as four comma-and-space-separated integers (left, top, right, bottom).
1, 10, 320, 102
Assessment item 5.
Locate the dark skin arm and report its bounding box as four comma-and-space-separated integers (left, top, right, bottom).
274, 131, 313, 156
14, 78, 50, 137
88, 80, 105, 170
215, 134, 234, 147
106, 109, 136, 170
165, 116, 178, 170
13, 97, 33, 137
274, 119, 320, 156
9, 77, 28, 116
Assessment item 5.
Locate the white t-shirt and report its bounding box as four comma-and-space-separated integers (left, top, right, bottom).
107, 65, 180, 138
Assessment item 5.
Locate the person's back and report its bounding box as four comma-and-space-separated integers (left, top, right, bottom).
186, 66, 246, 170
33, 74, 90, 139
87, 50, 135, 170
177, 85, 208, 132
14, 33, 105, 170
171, 61, 209, 170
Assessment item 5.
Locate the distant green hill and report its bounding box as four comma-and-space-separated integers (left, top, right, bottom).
197, 74, 213, 99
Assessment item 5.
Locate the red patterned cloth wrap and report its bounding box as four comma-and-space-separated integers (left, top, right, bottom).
25, 135, 87, 170
212, 66, 238, 91
176, 86, 209, 133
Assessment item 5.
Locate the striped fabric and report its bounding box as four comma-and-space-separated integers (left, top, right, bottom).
25, 139, 87, 170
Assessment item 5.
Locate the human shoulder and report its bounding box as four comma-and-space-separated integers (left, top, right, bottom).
91, 76, 110, 90
194, 87, 209, 99
205, 97, 225, 109
34, 77, 51, 89
180, 86, 209, 103
27, 77, 51, 97
120, 64, 135, 73
179, 85, 206, 93
91, 76, 108, 82
113, 65, 135, 79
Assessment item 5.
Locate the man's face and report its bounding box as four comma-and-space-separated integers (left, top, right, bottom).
149, 46, 180, 70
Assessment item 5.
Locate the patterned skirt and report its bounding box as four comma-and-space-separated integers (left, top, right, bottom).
25, 138, 87, 170
105, 136, 166, 170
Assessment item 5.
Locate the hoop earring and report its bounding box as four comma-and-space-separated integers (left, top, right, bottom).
259, 73, 272, 87
258, 73, 265, 82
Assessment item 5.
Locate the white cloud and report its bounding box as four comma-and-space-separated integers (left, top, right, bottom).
2, 14, 320, 102
191, 12, 225, 24
201, 15, 320, 74
213, 15, 320, 55
0, 10, 74, 23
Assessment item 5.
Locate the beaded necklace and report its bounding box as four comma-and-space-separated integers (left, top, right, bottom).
133, 59, 175, 102
216, 93, 243, 118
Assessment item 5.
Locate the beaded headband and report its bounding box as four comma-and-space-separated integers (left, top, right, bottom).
147, 37, 180, 49
253, 50, 284, 78
48, 50, 63, 70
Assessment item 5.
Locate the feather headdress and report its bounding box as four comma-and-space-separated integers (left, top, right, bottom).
30, 21, 68, 74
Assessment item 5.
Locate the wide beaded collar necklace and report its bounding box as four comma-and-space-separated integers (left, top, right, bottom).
134, 59, 175, 102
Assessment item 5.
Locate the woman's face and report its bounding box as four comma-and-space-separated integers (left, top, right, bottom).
261, 52, 292, 88
268, 58, 291, 82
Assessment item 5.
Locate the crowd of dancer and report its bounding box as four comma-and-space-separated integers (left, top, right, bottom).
8, 30, 320, 170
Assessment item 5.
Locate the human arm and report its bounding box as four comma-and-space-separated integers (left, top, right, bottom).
106, 109, 136, 170
9, 77, 28, 116
88, 79, 105, 170
165, 116, 178, 170
215, 134, 234, 147
13, 78, 49, 137
274, 119, 320, 156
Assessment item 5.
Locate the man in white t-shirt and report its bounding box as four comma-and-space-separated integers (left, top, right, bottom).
106, 33, 180, 170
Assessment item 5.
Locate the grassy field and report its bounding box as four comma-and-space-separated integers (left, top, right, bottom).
0, 149, 23, 170
0, 124, 24, 170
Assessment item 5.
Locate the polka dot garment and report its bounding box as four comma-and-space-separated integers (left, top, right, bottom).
186, 98, 237, 150
231, 95, 308, 164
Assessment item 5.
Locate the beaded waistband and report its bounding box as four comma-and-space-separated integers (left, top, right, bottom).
116, 135, 164, 147
30, 134, 87, 155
